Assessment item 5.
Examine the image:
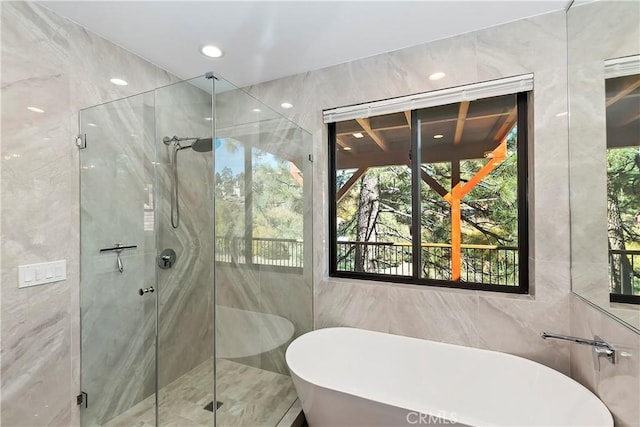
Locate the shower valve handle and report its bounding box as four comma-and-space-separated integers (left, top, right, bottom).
138, 287, 154, 296
161, 255, 171, 267
157, 248, 177, 270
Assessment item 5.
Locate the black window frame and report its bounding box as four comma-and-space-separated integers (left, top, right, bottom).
328, 91, 530, 294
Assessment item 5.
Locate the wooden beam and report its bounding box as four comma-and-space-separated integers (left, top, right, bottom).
337, 150, 409, 170
336, 136, 358, 155
607, 79, 640, 107
451, 194, 462, 281
454, 101, 470, 144
619, 110, 640, 127
356, 117, 389, 151
459, 140, 507, 199
337, 139, 501, 170
494, 108, 517, 143
336, 111, 511, 136
404, 111, 412, 128
337, 167, 367, 202
420, 168, 449, 198
447, 140, 508, 279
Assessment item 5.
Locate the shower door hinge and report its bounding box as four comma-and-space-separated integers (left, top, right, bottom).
75, 134, 86, 149
76, 391, 88, 408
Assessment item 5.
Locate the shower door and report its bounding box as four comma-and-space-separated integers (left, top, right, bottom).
79, 91, 158, 426
79, 75, 215, 427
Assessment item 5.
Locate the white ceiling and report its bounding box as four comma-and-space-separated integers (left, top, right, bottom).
41, 1, 569, 88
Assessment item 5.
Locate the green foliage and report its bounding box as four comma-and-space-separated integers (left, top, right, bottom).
215, 143, 304, 241
607, 147, 640, 246
607, 146, 640, 295
251, 149, 303, 240
337, 129, 520, 247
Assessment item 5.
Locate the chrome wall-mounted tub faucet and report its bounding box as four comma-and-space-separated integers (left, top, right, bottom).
541, 331, 618, 371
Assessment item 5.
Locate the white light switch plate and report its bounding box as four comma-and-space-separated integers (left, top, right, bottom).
18, 260, 66, 288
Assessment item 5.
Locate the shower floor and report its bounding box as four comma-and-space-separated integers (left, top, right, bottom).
102, 359, 298, 427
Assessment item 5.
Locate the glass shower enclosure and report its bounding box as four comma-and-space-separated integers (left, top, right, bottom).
79, 74, 313, 426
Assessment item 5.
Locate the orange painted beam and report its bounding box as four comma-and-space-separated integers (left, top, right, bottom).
451, 187, 462, 281
289, 162, 303, 186
459, 140, 507, 199
446, 140, 508, 281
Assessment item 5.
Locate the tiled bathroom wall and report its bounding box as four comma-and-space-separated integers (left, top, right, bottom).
244, 7, 640, 424
2, 1, 639, 426
246, 9, 573, 373
0, 2, 181, 425
154, 79, 215, 391
570, 295, 640, 426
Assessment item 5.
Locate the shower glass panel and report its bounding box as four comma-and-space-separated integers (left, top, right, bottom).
79, 91, 158, 426
214, 80, 313, 426
155, 76, 215, 425
79, 73, 312, 427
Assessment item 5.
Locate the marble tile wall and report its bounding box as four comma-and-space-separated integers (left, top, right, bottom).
0, 2, 180, 425
570, 295, 640, 426
3, 1, 639, 426
242, 5, 640, 421
154, 77, 215, 392
245, 9, 574, 374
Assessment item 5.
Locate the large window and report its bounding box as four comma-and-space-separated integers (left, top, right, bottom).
329, 92, 529, 293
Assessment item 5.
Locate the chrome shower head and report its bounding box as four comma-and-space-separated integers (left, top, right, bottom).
162, 135, 212, 152
191, 138, 213, 153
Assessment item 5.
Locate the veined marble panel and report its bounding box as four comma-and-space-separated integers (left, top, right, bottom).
100, 358, 295, 427
570, 295, 640, 426
154, 78, 215, 396
1, 2, 178, 426
245, 9, 572, 369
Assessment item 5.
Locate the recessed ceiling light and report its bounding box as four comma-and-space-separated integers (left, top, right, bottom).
433, 134, 444, 139
201, 45, 223, 58
429, 72, 446, 81
252, 108, 261, 112
281, 102, 293, 109
343, 147, 352, 151
87, 123, 98, 127
204, 117, 212, 121
27, 106, 45, 113
353, 132, 364, 138
110, 78, 128, 86
555, 111, 568, 117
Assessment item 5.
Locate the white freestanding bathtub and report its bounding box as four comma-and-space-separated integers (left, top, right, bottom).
286, 327, 613, 427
